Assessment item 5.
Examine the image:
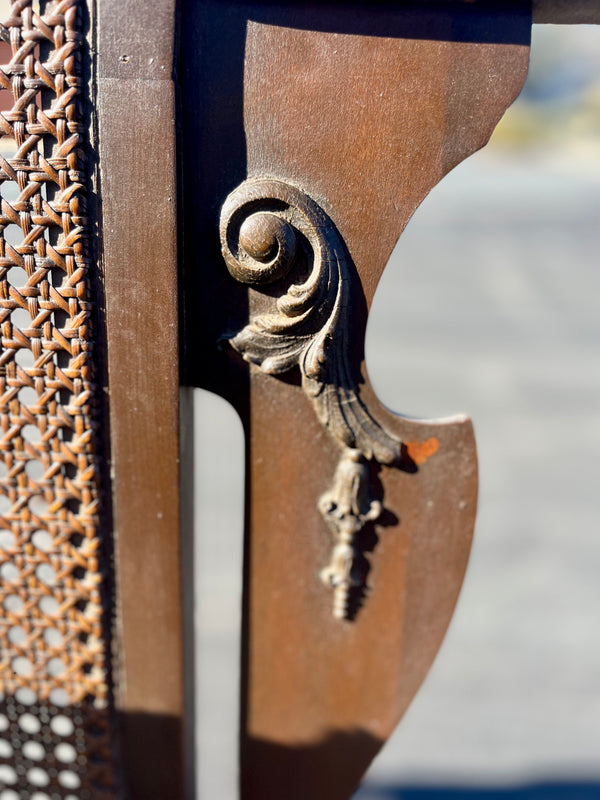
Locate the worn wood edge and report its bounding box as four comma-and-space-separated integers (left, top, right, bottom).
96, 73, 184, 799
96, 0, 176, 79
94, 0, 184, 792
533, 0, 600, 23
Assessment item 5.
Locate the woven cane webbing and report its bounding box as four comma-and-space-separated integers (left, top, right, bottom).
0, 0, 116, 796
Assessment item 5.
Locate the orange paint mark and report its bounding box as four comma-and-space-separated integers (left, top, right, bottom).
405, 437, 439, 466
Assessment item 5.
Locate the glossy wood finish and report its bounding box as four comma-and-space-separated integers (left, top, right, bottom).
95, 0, 184, 796
180, 2, 531, 798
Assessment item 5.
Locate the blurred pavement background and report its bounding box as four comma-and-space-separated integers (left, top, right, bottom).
358, 23, 600, 797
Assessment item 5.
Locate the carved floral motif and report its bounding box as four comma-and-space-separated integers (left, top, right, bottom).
220, 178, 405, 619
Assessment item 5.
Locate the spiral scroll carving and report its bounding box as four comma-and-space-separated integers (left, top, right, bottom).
220, 178, 403, 464
220, 178, 405, 618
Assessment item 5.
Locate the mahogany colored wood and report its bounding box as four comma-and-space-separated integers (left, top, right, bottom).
95, 0, 184, 797
181, 2, 530, 798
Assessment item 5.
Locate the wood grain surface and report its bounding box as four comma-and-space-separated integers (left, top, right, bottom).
180, 2, 531, 798
95, 0, 184, 796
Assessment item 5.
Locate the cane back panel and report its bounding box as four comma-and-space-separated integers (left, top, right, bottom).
0, 1, 116, 796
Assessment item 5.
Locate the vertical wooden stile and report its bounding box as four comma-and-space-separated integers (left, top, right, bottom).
95, 0, 184, 796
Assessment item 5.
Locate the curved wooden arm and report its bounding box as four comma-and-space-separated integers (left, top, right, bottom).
180, 2, 531, 797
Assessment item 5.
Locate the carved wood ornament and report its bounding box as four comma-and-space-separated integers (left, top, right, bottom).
182, 2, 531, 795
220, 178, 406, 618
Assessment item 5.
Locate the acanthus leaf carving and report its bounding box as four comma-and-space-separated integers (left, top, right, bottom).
219, 178, 419, 619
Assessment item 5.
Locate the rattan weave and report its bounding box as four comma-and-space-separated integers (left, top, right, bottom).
0, 0, 116, 795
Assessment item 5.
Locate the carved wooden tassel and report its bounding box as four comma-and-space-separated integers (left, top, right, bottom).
318, 449, 382, 619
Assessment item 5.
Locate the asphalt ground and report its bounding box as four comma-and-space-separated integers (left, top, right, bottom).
356, 143, 600, 795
